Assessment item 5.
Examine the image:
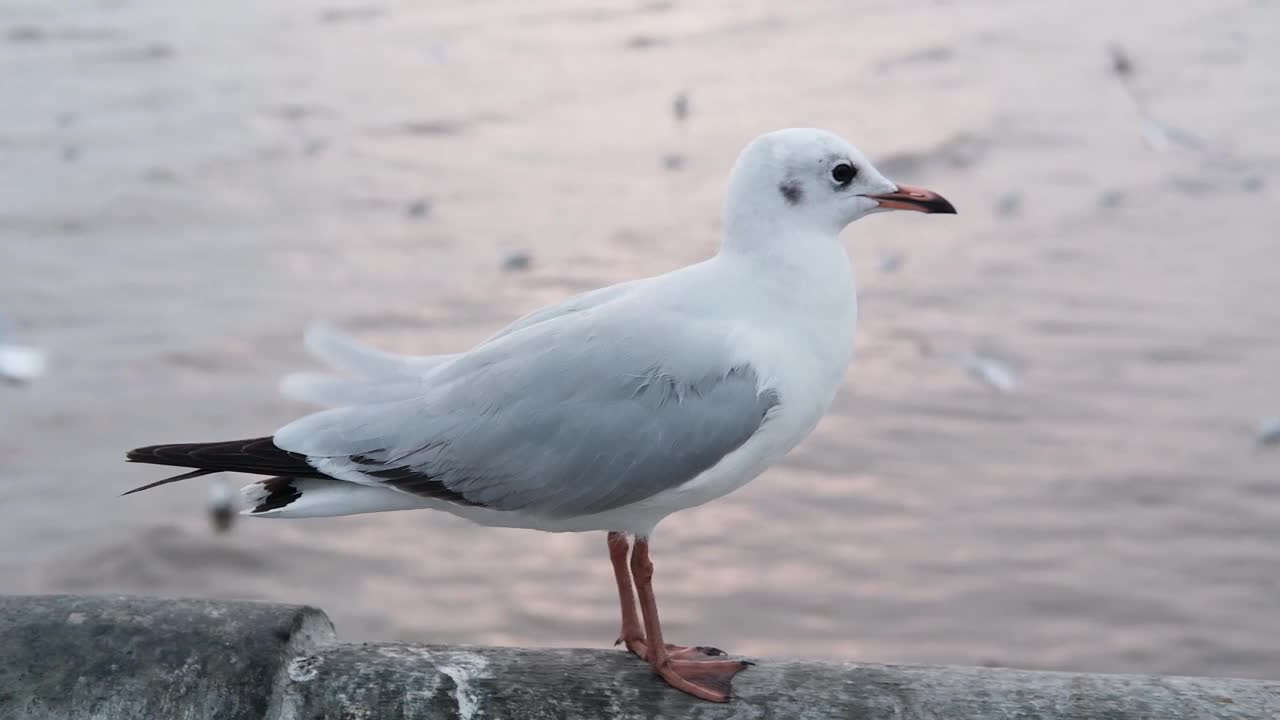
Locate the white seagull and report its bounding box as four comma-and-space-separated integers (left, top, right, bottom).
125, 128, 955, 702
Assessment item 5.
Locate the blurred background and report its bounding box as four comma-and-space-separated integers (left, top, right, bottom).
2, 0, 1278, 680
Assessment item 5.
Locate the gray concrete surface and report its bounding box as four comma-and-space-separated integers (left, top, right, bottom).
2, 595, 1277, 719
0, 595, 334, 720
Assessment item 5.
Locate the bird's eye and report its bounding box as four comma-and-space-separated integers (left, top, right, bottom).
831, 163, 857, 185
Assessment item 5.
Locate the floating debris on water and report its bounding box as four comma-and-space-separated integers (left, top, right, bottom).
875, 131, 988, 177
1109, 45, 1135, 77
875, 44, 955, 73
672, 91, 689, 123
401, 119, 463, 136
1143, 122, 1225, 156
626, 34, 666, 50
501, 251, 532, 272
994, 191, 1022, 217
318, 6, 385, 24
7, 26, 46, 44
907, 334, 1019, 394
948, 350, 1019, 393
952, 348, 1018, 389
1257, 417, 1280, 448
406, 199, 431, 218
878, 251, 906, 273
661, 153, 686, 171
303, 138, 329, 156
1098, 189, 1126, 209
1108, 44, 1227, 160
139, 43, 175, 61
142, 167, 179, 184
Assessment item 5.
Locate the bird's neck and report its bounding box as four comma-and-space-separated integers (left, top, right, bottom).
716, 225, 857, 344
718, 188, 857, 319
714, 227, 858, 405
719, 223, 853, 293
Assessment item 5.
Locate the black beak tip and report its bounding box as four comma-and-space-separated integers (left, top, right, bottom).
871, 186, 957, 215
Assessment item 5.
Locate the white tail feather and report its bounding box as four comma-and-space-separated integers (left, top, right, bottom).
278, 372, 425, 407
284, 322, 456, 406
303, 321, 410, 379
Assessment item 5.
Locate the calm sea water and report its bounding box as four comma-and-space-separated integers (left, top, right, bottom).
2, 0, 1278, 679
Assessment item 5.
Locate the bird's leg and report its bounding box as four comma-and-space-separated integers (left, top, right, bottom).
628, 536, 751, 703
608, 532, 727, 662
608, 531, 646, 657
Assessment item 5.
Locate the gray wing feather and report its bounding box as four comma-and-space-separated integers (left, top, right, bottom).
484, 280, 640, 342
275, 309, 779, 518
282, 282, 642, 407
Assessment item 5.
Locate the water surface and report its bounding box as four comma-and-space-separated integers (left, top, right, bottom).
2, 0, 1278, 679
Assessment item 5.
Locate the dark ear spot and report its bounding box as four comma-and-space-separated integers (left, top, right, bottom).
778, 181, 803, 205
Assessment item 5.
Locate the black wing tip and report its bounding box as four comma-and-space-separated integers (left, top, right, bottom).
248, 476, 303, 514
125, 441, 206, 465
350, 454, 484, 508
124, 435, 314, 475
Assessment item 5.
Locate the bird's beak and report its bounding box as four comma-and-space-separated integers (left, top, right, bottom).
867, 184, 957, 214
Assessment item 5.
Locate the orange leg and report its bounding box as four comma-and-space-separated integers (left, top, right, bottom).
624, 536, 751, 702
607, 532, 727, 662
608, 531, 646, 656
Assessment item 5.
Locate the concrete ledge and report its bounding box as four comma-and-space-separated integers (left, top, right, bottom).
284, 644, 1279, 719
2, 595, 1278, 719
0, 595, 334, 720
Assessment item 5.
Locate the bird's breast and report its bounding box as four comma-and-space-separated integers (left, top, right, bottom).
734, 279, 857, 446
632, 289, 856, 520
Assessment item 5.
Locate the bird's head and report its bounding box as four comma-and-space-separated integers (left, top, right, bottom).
723, 128, 955, 243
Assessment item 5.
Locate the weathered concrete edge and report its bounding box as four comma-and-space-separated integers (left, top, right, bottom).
276, 642, 1280, 720
3, 594, 1278, 720
262, 602, 338, 720
0, 594, 338, 720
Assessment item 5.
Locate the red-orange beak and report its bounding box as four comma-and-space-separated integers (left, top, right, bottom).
867, 184, 956, 214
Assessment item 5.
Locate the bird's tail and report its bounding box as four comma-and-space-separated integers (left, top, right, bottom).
125, 438, 437, 518
277, 321, 448, 407
297, 321, 409, 379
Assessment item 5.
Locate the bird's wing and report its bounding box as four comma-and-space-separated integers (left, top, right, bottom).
483, 279, 642, 342
274, 305, 779, 518
281, 281, 643, 407
278, 373, 429, 407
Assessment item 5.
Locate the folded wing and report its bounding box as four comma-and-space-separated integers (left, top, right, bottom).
276, 310, 779, 518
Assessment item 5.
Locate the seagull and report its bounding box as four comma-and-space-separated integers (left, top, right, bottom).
124, 128, 955, 702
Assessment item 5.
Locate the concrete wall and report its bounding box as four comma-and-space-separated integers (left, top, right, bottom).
2, 594, 1277, 719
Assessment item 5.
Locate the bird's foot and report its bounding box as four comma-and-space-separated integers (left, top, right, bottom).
617, 637, 726, 661
617, 637, 749, 702
653, 657, 752, 703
